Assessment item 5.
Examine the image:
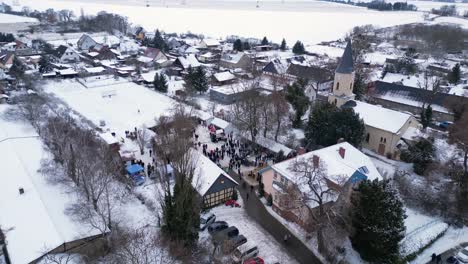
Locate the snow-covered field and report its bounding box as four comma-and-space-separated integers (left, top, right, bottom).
0, 12, 37, 23
10, 0, 425, 45
43, 78, 180, 133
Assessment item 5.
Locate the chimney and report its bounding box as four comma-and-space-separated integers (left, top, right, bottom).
19, 187, 24, 195
338, 147, 346, 159
337, 138, 345, 144
297, 147, 306, 156
313, 155, 320, 168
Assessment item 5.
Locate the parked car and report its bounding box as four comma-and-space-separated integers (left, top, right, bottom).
439, 121, 453, 129
243, 257, 264, 264
231, 242, 258, 263
200, 213, 216, 231
447, 256, 460, 264
216, 226, 239, 240
223, 234, 247, 253
208, 221, 228, 233
225, 199, 241, 207
457, 247, 468, 263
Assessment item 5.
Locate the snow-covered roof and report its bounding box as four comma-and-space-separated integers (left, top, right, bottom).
221, 52, 246, 64
58, 68, 77, 75
84, 66, 105, 74
176, 54, 201, 69
252, 135, 292, 155
271, 142, 381, 203
0, 106, 101, 264
350, 101, 412, 134
191, 149, 238, 196
202, 38, 220, 47
87, 51, 99, 57
137, 56, 154, 63
99, 132, 119, 145
208, 117, 231, 129
213, 71, 236, 82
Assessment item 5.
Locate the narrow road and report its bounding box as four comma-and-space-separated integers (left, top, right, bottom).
229, 171, 323, 264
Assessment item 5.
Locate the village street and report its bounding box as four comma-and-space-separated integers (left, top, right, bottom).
229, 169, 323, 264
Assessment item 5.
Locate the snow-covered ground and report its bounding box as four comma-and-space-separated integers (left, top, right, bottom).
10, 0, 425, 45
43, 78, 181, 133
402, 208, 449, 258
0, 12, 37, 23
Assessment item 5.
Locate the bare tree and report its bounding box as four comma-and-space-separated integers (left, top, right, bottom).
271, 90, 289, 142
136, 126, 148, 155
39, 252, 81, 264
105, 227, 175, 264
449, 113, 468, 179
286, 156, 346, 255
230, 78, 262, 143
418, 71, 441, 111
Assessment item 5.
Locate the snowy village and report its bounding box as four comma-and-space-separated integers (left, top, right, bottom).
0, 0, 467, 263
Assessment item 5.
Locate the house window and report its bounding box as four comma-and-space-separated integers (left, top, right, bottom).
336, 82, 340, 90
365, 133, 370, 143
380, 137, 383, 143
334, 99, 337, 105
274, 172, 277, 180
350, 83, 353, 90
384, 138, 387, 143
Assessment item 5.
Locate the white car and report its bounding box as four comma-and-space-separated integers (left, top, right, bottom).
231, 242, 258, 263
200, 213, 216, 231
457, 247, 468, 263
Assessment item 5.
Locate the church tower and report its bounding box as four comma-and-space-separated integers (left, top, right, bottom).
328, 40, 356, 107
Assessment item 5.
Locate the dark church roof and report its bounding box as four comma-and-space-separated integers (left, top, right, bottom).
286, 64, 332, 82
336, 40, 354, 74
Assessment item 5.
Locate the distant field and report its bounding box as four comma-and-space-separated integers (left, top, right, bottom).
8, 0, 426, 45
0, 12, 37, 23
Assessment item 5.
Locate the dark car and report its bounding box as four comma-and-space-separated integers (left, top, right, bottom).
208, 221, 228, 233
214, 226, 239, 242
223, 234, 247, 252
447, 256, 460, 264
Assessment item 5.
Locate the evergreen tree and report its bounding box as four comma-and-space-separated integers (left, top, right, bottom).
184, 67, 208, 94
280, 38, 287, 51
152, 29, 168, 51
261, 36, 268, 45
153, 73, 168, 93
9, 57, 25, 79
400, 138, 435, 175
233, 39, 243, 51
39, 55, 51, 73
286, 79, 310, 128
351, 179, 406, 264
305, 103, 365, 147
420, 105, 433, 129
161, 172, 200, 245
448, 63, 461, 84
353, 71, 367, 100
292, 40, 306, 55
243, 41, 251, 51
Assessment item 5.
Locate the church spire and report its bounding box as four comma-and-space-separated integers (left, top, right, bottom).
336, 39, 354, 74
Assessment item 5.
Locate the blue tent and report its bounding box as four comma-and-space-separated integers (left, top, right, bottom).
126, 164, 144, 175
